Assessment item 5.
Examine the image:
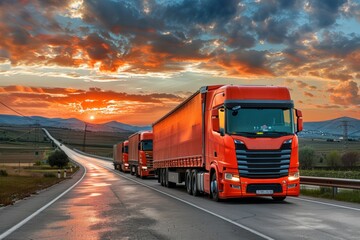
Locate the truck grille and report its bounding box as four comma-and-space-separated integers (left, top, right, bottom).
145, 152, 153, 169
235, 141, 291, 179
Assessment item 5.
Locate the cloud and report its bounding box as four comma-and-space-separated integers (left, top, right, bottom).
306, 0, 347, 28
304, 91, 314, 97
327, 80, 360, 105
0, 85, 185, 124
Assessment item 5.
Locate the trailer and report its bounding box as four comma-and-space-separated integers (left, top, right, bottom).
113, 140, 129, 172
153, 85, 303, 201
128, 131, 155, 178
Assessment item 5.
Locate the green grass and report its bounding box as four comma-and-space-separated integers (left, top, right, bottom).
0, 175, 62, 206
301, 188, 360, 204
0, 164, 79, 206
301, 170, 360, 179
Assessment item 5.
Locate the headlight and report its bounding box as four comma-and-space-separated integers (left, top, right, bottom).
283, 139, 292, 144
224, 173, 240, 181
288, 171, 299, 181
141, 166, 148, 170
124, 163, 129, 167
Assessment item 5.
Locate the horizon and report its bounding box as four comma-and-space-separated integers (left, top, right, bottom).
0, 113, 359, 126
0, 1, 359, 124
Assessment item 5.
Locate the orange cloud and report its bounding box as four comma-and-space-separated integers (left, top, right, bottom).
327, 80, 360, 106
0, 85, 184, 125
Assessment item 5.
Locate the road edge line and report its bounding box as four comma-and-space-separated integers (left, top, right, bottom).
0, 163, 87, 239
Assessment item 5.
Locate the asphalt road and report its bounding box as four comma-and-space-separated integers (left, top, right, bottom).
1, 133, 359, 239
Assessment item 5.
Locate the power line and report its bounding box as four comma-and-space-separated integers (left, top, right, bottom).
0, 101, 34, 122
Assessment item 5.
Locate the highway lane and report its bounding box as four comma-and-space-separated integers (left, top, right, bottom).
2, 131, 360, 239
2, 145, 264, 240
91, 157, 360, 240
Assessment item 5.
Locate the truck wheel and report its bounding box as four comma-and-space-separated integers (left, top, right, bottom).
272, 196, 286, 201
130, 165, 134, 175
136, 166, 140, 178
210, 173, 220, 202
185, 169, 192, 195
160, 169, 164, 186
163, 169, 168, 187
191, 170, 199, 196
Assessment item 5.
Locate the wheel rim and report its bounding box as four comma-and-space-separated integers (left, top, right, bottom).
186, 172, 191, 193
211, 177, 217, 198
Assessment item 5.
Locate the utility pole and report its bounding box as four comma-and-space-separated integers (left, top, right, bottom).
82, 122, 88, 152
338, 120, 353, 153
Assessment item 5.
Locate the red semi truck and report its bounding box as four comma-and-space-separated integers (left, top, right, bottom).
113, 140, 130, 172
128, 131, 155, 178
153, 85, 303, 201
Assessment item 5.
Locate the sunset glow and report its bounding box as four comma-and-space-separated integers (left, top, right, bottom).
0, 0, 359, 125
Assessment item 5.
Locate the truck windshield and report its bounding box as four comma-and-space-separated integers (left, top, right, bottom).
123, 146, 128, 153
226, 108, 294, 137
141, 140, 153, 151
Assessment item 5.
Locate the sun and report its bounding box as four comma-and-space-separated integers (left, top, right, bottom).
90, 115, 95, 121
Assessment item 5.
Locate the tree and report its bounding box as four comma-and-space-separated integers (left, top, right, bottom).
48, 150, 69, 168
326, 151, 341, 168
299, 147, 316, 169
341, 152, 359, 168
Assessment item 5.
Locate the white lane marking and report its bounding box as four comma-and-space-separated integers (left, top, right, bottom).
291, 197, 360, 211
0, 163, 87, 240
98, 163, 274, 240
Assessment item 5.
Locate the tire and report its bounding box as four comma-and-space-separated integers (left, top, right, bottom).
191, 170, 199, 196
157, 169, 161, 183
210, 172, 220, 202
163, 168, 168, 187
272, 196, 286, 201
135, 166, 140, 178
160, 169, 164, 186
185, 169, 192, 195
130, 165, 135, 175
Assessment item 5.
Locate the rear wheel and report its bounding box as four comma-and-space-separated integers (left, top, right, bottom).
191, 170, 199, 196
160, 169, 164, 186
185, 169, 192, 195
130, 165, 135, 175
210, 173, 220, 202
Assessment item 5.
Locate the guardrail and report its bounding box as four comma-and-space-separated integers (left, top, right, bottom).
72, 148, 112, 162
300, 176, 360, 196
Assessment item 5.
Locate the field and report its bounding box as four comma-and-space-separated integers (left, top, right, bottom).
299, 138, 360, 154
46, 127, 131, 157
0, 125, 54, 166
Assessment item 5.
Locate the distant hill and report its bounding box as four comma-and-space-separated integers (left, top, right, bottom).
302, 117, 360, 139
0, 114, 150, 133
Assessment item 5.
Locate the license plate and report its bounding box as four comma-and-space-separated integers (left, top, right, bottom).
256, 190, 273, 195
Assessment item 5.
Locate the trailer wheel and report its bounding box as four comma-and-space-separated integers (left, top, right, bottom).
135, 166, 140, 178
272, 196, 286, 201
210, 173, 220, 202
163, 169, 168, 187
130, 165, 135, 175
185, 169, 192, 195
191, 170, 199, 196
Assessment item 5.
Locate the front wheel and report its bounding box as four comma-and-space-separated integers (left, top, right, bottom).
210, 173, 220, 202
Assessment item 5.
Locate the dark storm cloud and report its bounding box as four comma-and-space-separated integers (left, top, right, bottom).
307, 0, 347, 28
162, 0, 239, 25
0, 0, 359, 79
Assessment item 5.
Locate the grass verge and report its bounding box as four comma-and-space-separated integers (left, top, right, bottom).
301, 187, 360, 204
0, 164, 79, 206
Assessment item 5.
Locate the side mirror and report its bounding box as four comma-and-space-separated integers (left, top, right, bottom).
295, 109, 303, 132
211, 109, 220, 132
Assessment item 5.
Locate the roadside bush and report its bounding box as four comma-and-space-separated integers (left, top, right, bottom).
48, 150, 69, 168
326, 151, 342, 168
0, 169, 8, 176
341, 152, 359, 168
299, 147, 316, 169
43, 173, 56, 178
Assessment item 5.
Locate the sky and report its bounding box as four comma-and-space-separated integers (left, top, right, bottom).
0, 0, 359, 125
